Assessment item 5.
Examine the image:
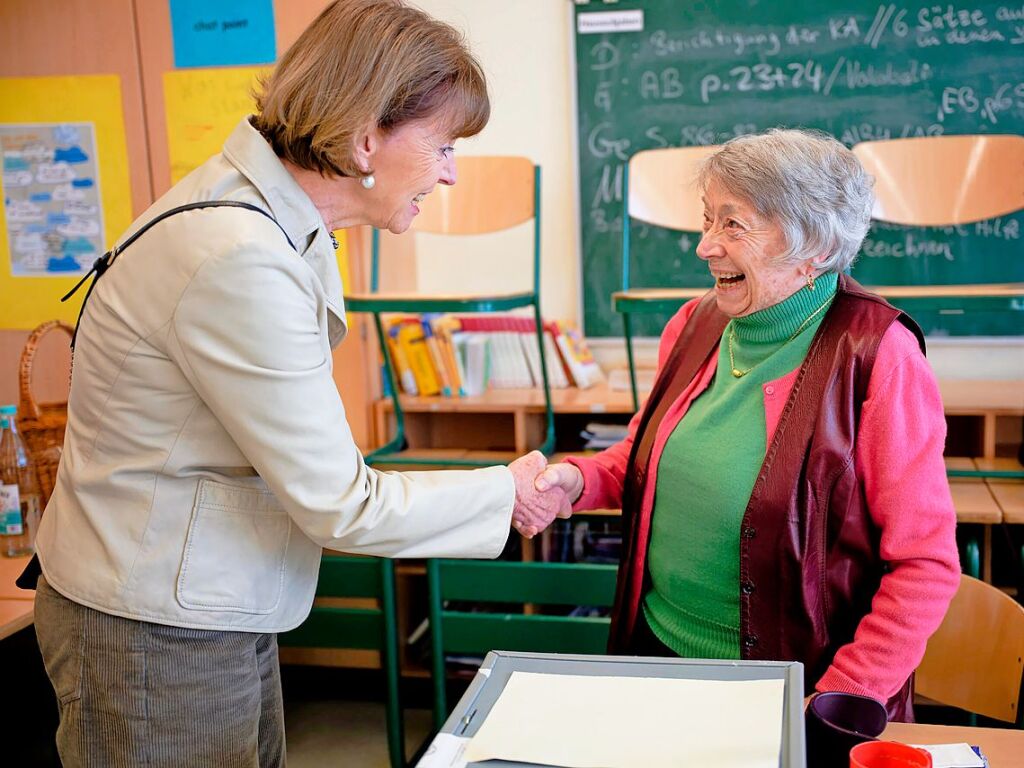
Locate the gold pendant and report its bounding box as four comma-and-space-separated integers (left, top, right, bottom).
731, 368, 745, 378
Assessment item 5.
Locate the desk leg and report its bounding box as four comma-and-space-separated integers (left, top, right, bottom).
983, 525, 993, 583
983, 413, 996, 459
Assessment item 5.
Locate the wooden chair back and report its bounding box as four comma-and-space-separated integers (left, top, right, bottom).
916, 574, 1024, 724
413, 155, 536, 234
852, 134, 1024, 226
627, 145, 721, 231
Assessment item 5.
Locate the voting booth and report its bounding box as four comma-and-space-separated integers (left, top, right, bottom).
418, 651, 806, 768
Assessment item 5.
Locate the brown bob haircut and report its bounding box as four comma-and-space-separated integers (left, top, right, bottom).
252, 0, 490, 178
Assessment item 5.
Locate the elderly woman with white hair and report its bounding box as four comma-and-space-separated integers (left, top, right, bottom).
534, 128, 959, 720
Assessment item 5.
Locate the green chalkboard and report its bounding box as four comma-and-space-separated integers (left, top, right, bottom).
574, 0, 1024, 337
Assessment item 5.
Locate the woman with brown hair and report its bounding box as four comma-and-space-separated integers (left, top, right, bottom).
27, 2, 567, 765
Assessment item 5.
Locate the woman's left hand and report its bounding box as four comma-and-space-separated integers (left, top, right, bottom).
508, 451, 572, 538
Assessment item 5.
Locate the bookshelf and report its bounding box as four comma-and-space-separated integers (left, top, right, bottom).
369, 382, 635, 460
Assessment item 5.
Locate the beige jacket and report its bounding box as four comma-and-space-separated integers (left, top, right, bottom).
35, 119, 514, 631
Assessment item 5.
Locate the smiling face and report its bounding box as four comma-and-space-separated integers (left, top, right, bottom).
361, 116, 457, 234
696, 180, 811, 317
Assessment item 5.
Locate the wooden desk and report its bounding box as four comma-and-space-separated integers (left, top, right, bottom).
0, 555, 34, 600
883, 722, 1024, 767
0, 555, 35, 640
0, 598, 33, 640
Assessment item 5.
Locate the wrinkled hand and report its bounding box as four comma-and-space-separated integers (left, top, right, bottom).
534, 462, 584, 505
508, 451, 572, 539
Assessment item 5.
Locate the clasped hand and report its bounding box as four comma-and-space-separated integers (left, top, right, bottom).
508, 452, 584, 539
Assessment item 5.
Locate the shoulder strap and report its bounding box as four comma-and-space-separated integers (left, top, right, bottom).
61, 201, 296, 350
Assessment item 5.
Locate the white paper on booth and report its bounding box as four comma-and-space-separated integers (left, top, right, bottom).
463, 671, 786, 768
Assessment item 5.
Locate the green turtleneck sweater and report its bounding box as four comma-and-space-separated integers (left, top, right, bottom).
643, 272, 838, 659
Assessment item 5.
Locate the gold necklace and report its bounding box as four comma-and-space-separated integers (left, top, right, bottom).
728, 295, 833, 378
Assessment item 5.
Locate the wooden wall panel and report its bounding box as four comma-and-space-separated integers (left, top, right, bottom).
131, 0, 379, 448
0, 0, 150, 409
1, 0, 381, 447
0, 0, 153, 216
133, 0, 337, 198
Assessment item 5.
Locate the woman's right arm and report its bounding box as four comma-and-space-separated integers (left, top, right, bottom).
542, 298, 704, 511
167, 236, 514, 560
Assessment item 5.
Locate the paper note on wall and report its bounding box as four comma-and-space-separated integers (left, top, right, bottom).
1, 123, 104, 277
0, 75, 131, 328
169, 0, 276, 68
164, 67, 268, 185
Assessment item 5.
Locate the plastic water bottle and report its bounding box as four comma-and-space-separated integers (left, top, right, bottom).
1, 405, 41, 557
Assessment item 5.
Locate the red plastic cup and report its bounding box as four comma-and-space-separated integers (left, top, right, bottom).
850, 740, 933, 767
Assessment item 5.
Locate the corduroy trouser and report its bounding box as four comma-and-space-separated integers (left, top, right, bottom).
33, 576, 286, 767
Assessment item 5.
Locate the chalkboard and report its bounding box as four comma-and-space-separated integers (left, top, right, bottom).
574, 1, 1024, 337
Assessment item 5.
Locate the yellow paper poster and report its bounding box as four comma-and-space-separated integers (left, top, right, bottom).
163, 67, 269, 185
0, 75, 132, 329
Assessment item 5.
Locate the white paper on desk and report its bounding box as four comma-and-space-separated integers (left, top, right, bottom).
417, 733, 469, 768
912, 743, 984, 768
463, 672, 786, 768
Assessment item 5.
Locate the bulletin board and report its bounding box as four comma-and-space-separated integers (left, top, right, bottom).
0, 75, 132, 328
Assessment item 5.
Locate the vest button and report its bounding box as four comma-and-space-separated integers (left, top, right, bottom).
741, 581, 755, 595
743, 634, 759, 648
764, 385, 775, 396
741, 525, 756, 539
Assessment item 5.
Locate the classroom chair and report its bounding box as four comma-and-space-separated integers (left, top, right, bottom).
854, 135, 1024, 579
344, 156, 556, 467
278, 555, 406, 768
850, 134, 1024, 330
427, 559, 618, 730
613, 145, 722, 411
915, 573, 1024, 727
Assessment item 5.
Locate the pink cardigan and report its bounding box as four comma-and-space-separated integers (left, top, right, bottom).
569, 299, 960, 701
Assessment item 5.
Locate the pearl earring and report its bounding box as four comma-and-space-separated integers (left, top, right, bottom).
361, 174, 375, 190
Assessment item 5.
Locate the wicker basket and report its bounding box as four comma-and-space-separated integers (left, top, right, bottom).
18, 320, 73, 505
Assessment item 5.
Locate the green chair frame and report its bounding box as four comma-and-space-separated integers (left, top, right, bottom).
278, 555, 405, 768
615, 146, 719, 412
427, 559, 618, 730
345, 158, 555, 467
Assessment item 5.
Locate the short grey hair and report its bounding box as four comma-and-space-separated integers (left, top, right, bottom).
697, 128, 874, 273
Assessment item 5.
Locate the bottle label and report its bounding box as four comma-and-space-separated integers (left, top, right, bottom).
1, 483, 23, 535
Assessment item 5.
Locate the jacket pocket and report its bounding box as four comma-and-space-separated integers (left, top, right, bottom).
177, 478, 292, 614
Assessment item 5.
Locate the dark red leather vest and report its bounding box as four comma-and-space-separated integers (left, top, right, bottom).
609, 275, 925, 720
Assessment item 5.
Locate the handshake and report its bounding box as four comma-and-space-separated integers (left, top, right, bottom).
508, 451, 585, 539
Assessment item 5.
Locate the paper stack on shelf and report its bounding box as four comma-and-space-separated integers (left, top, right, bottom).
607, 366, 656, 394
550, 320, 604, 389
581, 421, 629, 450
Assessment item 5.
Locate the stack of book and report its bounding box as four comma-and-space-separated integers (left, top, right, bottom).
382, 314, 604, 397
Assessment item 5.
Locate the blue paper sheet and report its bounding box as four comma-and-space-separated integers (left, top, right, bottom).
169, 0, 276, 68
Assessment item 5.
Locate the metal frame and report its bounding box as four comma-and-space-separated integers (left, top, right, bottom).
354, 165, 555, 467
278, 555, 405, 768
427, 559, 618, 730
